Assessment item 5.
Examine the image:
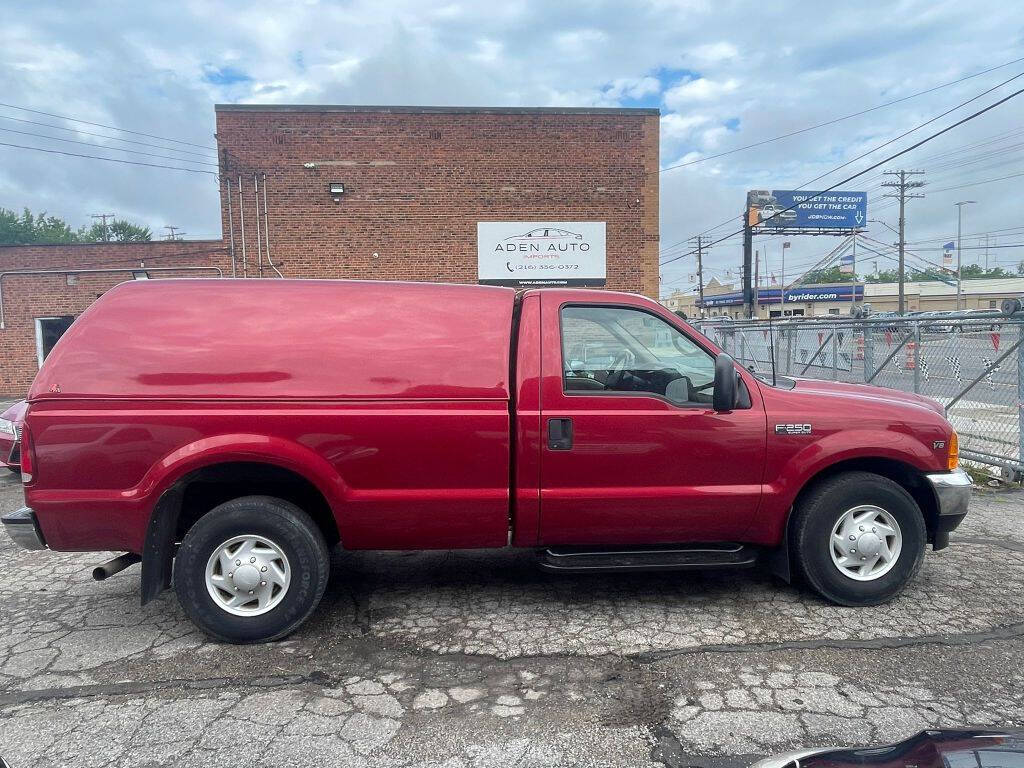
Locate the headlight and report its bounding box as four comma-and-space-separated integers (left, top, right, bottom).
0, 419, 14, 436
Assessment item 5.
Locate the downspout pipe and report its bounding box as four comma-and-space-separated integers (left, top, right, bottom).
225, 173, 237, 278
238, 176, 247, 278
0, 266, 223, 329
261, 172, 284, 278
254, 173, 263, 278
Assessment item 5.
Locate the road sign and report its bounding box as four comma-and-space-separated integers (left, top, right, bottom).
746, 190, 867, 231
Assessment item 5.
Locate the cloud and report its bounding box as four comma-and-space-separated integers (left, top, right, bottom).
664, 76, 741, 106
604, 76, 661, 101
0, 0, 1021, 296
202, 65, 253, 86
688, 41, 739, 64
661, 113, 711, 140
554, 28, 609, 58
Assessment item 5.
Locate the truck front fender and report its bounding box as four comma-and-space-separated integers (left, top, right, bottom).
753, 428, 939, 547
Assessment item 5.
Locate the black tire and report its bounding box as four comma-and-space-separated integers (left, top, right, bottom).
173, 495, 329, 643
791, 471, 926, 606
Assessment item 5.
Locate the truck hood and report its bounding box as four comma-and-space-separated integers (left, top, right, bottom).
787, 378, 945, 416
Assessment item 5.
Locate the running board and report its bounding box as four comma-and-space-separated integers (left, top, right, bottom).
539, 543, 760, 573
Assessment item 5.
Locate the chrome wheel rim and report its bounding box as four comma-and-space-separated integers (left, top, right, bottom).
829, 505, 902, 582
205, 535, 291, 616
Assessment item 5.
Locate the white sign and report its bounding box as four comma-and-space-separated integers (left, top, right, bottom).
477, 221, 606, 287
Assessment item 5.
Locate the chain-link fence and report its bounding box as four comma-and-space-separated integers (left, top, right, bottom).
693, 314, 1024, 477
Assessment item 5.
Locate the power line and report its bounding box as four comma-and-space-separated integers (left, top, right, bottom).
0, 141, 218, 175
927, 170, 1024, 193
660, 65, 1024, 259
657, 55, 1024, 175
0, 101, 217, 151
795, 71, 1024, 192
952, 242, 1024, 250
860, 234, 948, 271
660, 80, 1024, 270
0, 114, 218, 159
905, 225, 1024, 245
0, 126, 221, 166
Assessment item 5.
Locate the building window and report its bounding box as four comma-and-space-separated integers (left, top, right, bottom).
34, 316, 75, 368
990, 300, 998, 309
828, 308, 840, 315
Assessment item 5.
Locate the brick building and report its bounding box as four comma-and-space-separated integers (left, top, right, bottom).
214, 105, 659, 292
0, 105, 659, 395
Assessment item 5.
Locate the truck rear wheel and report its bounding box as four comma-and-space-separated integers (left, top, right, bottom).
791, 471, 926, 606
173, 495, 329, 643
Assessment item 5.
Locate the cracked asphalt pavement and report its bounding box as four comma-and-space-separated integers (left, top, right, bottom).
2, 475, 1024, 767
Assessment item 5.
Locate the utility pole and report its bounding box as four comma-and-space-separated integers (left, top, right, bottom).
985, 233, 990, 272
851, 231, 857, 311
163, 225, 185, 241
753, 248, 760, 318
780, 241, 790, 317
881, 170, 925, 315
742, 213, 753, 319
90, 213, 115, 242
691, 235, 707, 317
955, 200, 976, 310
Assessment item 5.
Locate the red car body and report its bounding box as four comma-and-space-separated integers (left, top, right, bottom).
7, 279, 967, 610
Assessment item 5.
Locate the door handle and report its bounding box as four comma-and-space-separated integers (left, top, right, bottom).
548, 418, 573, 450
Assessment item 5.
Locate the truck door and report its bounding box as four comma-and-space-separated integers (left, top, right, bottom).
538, 295, 767, 546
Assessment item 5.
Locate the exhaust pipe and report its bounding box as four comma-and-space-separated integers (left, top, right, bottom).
92, 552, 142, 581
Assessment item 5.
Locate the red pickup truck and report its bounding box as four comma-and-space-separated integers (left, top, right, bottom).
2, 280, 970, 643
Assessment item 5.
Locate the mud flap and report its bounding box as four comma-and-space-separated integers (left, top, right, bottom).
765, 509, 793, 583
140, 485, 182, 605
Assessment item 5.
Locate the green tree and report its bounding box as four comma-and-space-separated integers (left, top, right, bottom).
801, 265, 855, 284
0, 208, 152, 245
0, 207, 78, 245
79, 218, 152, 242
960, 263, 1012, 279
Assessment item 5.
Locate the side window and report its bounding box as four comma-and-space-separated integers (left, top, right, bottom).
560, 305, 716, 404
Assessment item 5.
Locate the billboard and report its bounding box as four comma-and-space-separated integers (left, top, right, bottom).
746, 190, 867, 231
700, 284, 863, 307
478, 221, 606, 287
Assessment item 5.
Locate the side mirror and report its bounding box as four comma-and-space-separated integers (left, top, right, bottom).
712, 353, 738, 412
665, 376, 692, 405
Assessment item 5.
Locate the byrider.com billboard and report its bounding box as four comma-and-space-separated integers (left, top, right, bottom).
746, 190, 867, 230
478, 221, 606, 287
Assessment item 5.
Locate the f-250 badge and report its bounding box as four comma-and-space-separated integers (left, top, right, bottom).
775, 423, 812, 435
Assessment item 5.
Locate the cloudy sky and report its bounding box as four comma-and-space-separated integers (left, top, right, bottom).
2, 0, 1023, 297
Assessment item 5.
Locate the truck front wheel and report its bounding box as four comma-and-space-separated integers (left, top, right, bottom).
173, 495, 330, 643
791, 472, 926, 606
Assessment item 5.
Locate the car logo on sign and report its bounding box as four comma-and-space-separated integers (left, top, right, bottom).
775, 424, 812, 435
